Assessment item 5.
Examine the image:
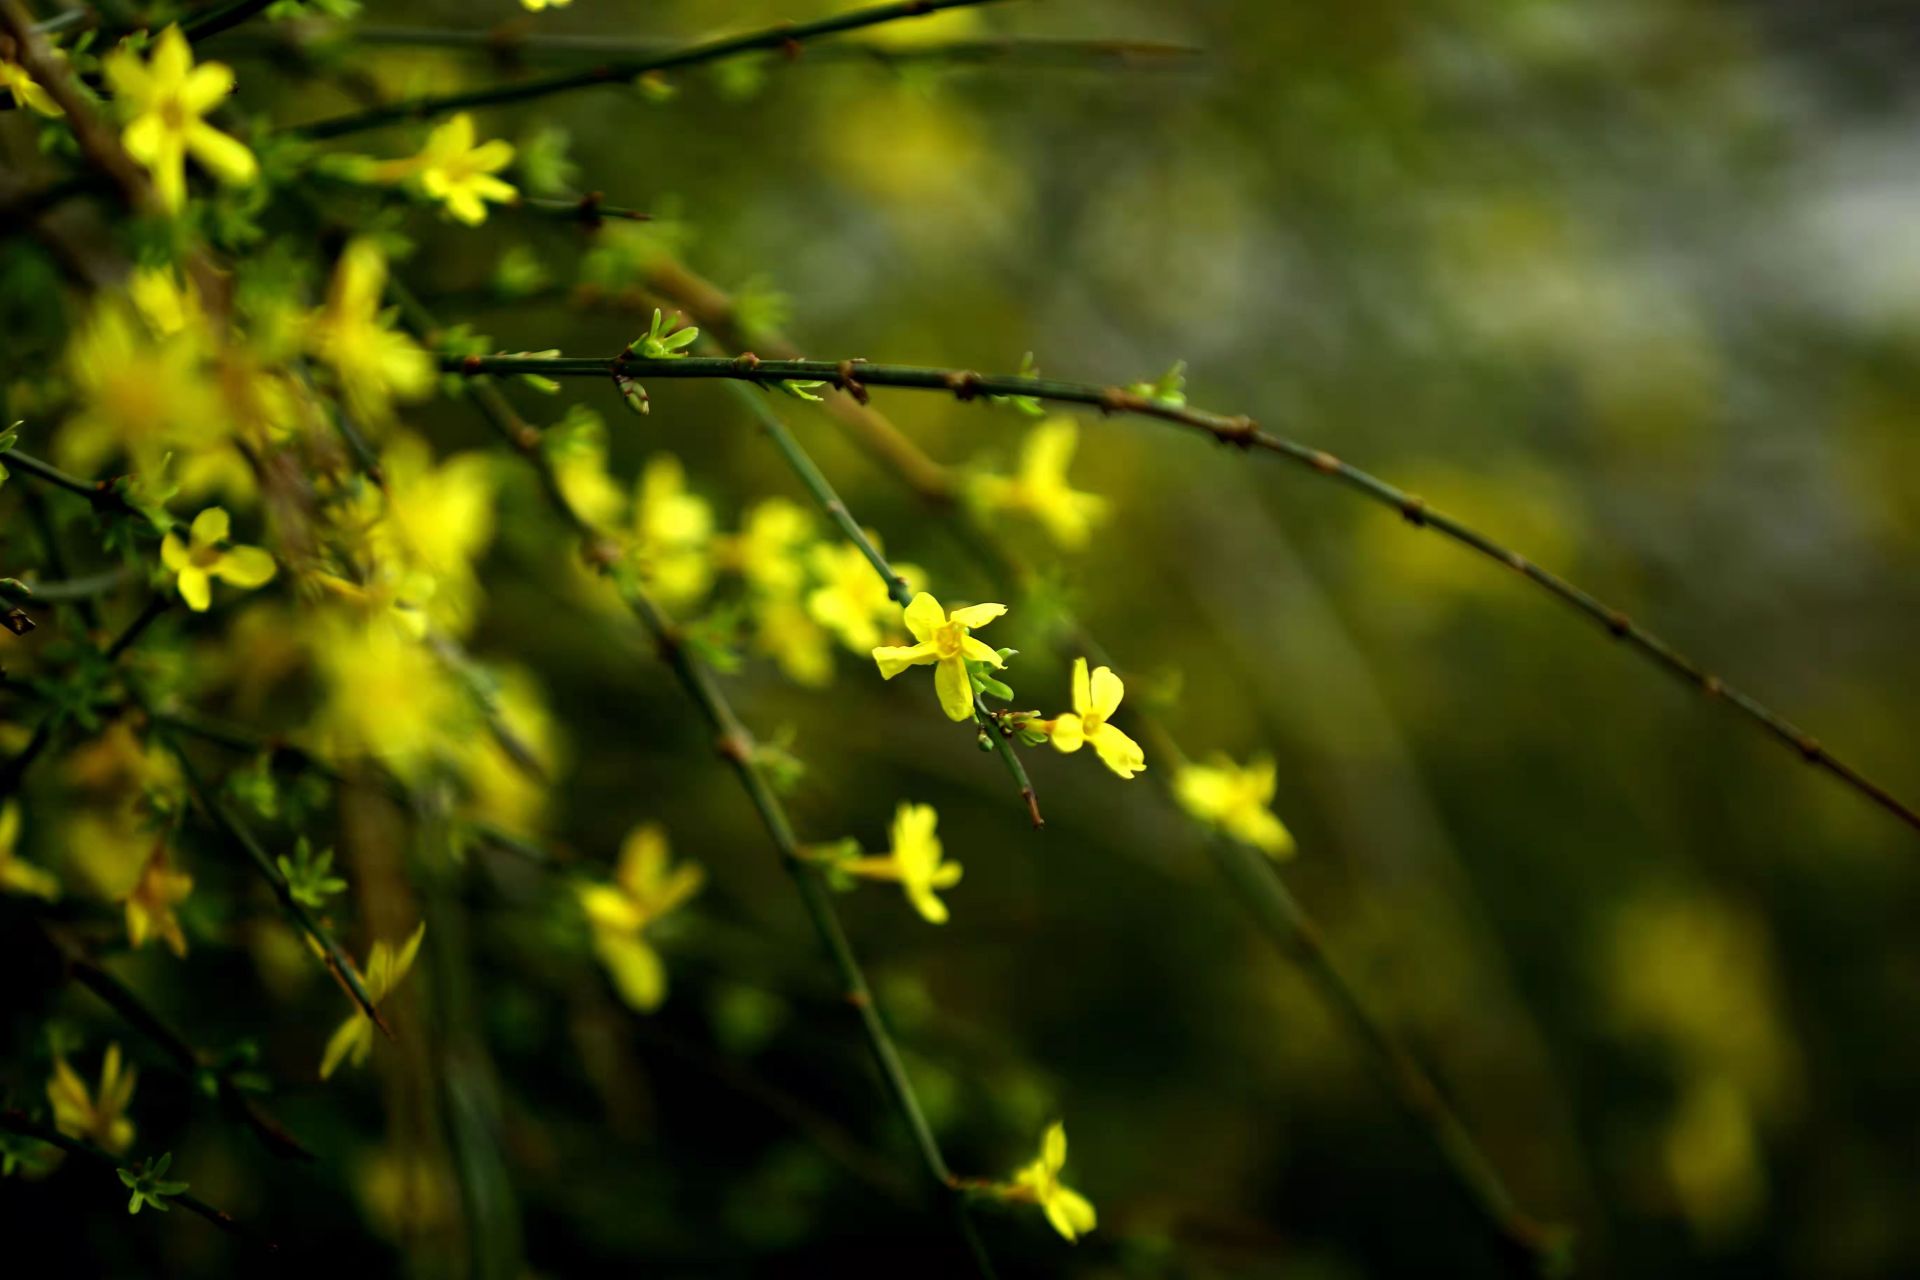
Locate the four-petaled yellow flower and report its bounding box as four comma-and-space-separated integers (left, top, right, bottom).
1174, 754, 1295, 857
972, 418, 1107, 550
305, 239, 436, 425
320, 922, 426, 1079
102, 26, 257, 213
1042, 658, 1145, 779
872, 592, 1006, 722
124, 845, 193, 957
0, 801, 59, 899
1010, 1122, 1097, 1243
405, 113, 518, 226
843, 802, 963, 924
161, 507, 277, 612
1, 56, 61, 117
578, 823, 704, 1013
48, 1043, 138, 1154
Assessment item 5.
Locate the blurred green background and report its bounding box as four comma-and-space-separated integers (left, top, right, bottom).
6, 0, 1920, 1276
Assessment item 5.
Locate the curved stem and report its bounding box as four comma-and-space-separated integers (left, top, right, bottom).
291, 0, 1014, 140
406, 292, 998, 1276
436, 347, 1920, 840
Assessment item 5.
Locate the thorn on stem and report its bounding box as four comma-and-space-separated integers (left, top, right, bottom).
1399, 495, 1428, 527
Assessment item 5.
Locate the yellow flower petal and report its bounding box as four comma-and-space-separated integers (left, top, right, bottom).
934, 655, 974, 721
947, 601, 1006, 630
902, 591, 945, 643
872, 641, 937, 679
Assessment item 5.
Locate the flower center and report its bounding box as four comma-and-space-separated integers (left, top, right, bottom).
191, 543, 224, 569
159, 96, 188, 131
932, 620, 966, 660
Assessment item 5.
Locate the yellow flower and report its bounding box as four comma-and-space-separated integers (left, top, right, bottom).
320, 922, 426, 1079
1042, 658, 1145, 779
124, 846, 193, 957
389, 113, 517, 226
843, 802, 962, 924
871, 591, 1006, 722
1, 57, 61, 117
0, 801, 59, 899
48, 1044, 138, 1154
160, 507, 277, 612
311, 613, 467, 779
305, 239, 436, 425
972, 418, 1107, 550
365, 433, 497, 636
726, 497, 814, 597
522, 0, 571, 9
753, 594, 834, 688
1174, 754, 1295, 857
631, 454, 714, 608
578, 824, 704, 1012
101, 26, 257, 213
62, 297, 224, 477
807, 540, 922, 653
1010, 1122, 1097, 1243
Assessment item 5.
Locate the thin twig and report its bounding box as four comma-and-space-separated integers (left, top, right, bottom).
62, 948, 313, 1161
718, 378, 1041, 827
159, 728, 391, 1033
290, 0, 1015, 140
399, 284, 998, 1278
437, 346, 1920, 840
0, 1108, 272, 1249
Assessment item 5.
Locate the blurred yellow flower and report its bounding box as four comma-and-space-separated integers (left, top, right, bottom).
102, 26, 257, 213
0, 56, 61, 116
366, 433, 497, 635
161, 507, 277, 612
451, 668, 557, 838
312, 614, 467, 779
631, 454, 714, 608
1009, 1121, 1096, 1243
753, 594, 834, 688
807, 540, 921, 653
1174, 754, 1294, 857
306, 239, 436, 425
1042, 658, 1145, 779
727, 497, 814, 597
48, 1044, 137, 1155
386, 113, 517, 226
62, 298, 224, 477
0, 801, 59, 900
972, 418, 1107, 550
124, 845, 193, 957
843, 802, 962, 924
320, 922, 426, 1079
578, 824, 704, 1012
872, 591, 1005, 722
522, 0, 571, 10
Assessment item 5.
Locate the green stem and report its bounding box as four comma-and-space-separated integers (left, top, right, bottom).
437, 347, 1920, 840
416, 313, 995, 1277
158, 727, 390, 1031
180, 0, 276, 41
63, 950, 313, 1161
642, 266, 1566, 1269
291, 0, 1014, 139
721, 378, 1043, 827
0, 1108, 269, 1249
251, 24, 1200, 72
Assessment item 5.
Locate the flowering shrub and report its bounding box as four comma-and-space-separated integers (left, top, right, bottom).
1, 2, 1916, 1275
